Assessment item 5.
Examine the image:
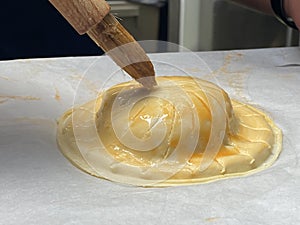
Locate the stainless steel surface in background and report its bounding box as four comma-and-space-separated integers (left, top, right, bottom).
0, 0, 298, 59
109, 1, 160, 41
110, 0, 299, 51
196, 0, 299, 51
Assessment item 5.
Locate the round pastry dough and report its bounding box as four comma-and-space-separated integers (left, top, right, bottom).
57, 76, 282, 187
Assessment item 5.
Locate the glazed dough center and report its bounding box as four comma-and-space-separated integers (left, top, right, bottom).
56, 76, 282, 187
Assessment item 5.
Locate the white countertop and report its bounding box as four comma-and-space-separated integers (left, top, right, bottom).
0, 47, 300, 225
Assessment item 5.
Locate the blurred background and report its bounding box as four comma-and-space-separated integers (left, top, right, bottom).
0, 0, 299, 60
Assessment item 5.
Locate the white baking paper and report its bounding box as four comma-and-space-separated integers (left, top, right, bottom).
0, 47, 300, 225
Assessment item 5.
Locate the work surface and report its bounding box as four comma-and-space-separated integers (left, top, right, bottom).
0, 47, 299, 225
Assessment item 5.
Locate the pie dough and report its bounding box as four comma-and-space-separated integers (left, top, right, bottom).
57, 76, 282, 187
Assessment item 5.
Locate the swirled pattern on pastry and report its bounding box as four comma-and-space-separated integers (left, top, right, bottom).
57, 76, 282, 187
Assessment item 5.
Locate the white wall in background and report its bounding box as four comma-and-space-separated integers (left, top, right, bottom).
179, 0, 202, 51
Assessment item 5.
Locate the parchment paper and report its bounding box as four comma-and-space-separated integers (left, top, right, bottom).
0, 47, 299, 225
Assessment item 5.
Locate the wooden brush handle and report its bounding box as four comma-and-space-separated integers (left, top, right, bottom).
49, 0, 110, 34
49, 0, 156, 88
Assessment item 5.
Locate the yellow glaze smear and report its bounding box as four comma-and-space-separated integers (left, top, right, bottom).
57, 76, 282, 187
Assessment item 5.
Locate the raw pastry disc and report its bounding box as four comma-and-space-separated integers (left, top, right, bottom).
57, 76, 282, 187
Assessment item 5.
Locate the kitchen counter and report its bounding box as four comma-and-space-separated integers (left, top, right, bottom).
0, 47, 299, 225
